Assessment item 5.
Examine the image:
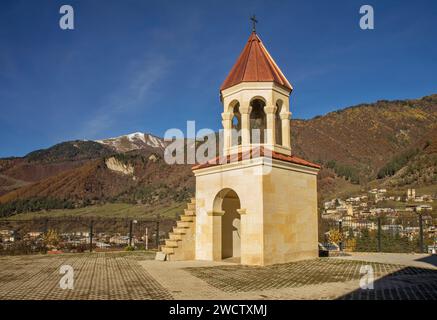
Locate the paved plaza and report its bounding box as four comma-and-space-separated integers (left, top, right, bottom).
0, 252, 436, 300
0, 252, 172, 300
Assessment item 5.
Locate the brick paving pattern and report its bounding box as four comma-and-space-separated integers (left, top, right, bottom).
186, 258, 437, 299
0, 252, 173, 300
1, 254, 437, 300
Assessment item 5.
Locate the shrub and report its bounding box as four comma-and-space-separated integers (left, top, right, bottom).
377, 148, 419, 179
0, 197, 74, 217
43, 229, 60, 248
327, 229, 343, 245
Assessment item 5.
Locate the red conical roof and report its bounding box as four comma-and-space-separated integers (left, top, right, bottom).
220, 32, 292, 92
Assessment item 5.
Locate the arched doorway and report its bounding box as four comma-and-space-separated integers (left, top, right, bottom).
250, 98, 266, 144
213, 188, 241, 259
231, 103, 242, 146
275, 100, 283, 146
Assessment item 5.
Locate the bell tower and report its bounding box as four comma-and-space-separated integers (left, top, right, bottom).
190, 25, 320, 266
220, 30, 293, 156
159, 21, 321, 266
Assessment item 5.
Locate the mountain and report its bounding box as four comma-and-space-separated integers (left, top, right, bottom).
26, 140, 114, 163
95, 132, 166, 153
0, 155, 193, 205
0, 141, 114, 196
0, 133, 192, 217
292, 94, 437, 184
0, 94, 436, 217
0, 135, 166, 194
378, 126, 437, 188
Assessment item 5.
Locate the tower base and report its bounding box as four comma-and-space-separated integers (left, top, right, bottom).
193, 155, 320, 266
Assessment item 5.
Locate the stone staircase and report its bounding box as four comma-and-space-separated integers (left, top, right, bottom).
156, 198, 196, 261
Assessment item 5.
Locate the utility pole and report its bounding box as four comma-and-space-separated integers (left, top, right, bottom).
145, 227, 149, 250
156, 214, 160, 249
418, 213, 424, 253
128, 220, 137, 247
377, 216, 382, 252
338, 219, 343, 252
128, 220, 133, 247
89, 220, 94, 252
44, 218, 49, 234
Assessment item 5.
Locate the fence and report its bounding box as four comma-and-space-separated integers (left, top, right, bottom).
319, 214, 437, 254
0, 217, 176, 255
2, 214, 436, 256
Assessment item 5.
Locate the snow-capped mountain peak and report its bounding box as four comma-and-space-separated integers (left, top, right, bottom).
95, 132, 166, 153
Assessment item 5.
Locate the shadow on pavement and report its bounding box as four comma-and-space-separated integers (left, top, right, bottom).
414, 255, 437, 268
337, 265, 437, 300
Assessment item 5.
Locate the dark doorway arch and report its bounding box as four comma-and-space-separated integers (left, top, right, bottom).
213, 188, 241, 259
275, 100, 283, 146
250, 99, 266, 144
232, 104, 242, 146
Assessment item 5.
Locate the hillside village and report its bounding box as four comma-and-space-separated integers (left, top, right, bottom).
321, 188, 436, 251
0, 228, 160, 254
322, 188, 434, 219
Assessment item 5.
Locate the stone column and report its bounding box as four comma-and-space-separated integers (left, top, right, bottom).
264, 105, 277, 146
239, 104, 252, 148
236, 209, 247, 215
207, 210, 224, 261
280, 112, 292, 149
221, 112, 233, 154
236, 209, 247, 264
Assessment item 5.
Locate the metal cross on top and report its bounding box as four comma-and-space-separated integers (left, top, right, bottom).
250, 14, 258, 33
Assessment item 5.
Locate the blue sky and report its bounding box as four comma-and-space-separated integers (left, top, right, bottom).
1, 0, 436, 157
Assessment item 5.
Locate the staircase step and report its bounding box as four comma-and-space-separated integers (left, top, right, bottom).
177, 221, 191, 228
159, 199, 196, 261
161, 246, 174, 254
165, 239, 180, 248
173, 227, 187, 235
180, 215, 194, 222
169, 233, 183, 241
186, 202, 196, 211
184, 209, 196, 216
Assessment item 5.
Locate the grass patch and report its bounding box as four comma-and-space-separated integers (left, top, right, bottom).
1, 202, 186, 220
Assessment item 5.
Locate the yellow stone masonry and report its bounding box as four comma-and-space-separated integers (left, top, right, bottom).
156, 30, 319, 266
158, 198, 196, 261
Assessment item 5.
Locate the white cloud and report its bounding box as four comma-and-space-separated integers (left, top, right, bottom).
78, 54, 171, 139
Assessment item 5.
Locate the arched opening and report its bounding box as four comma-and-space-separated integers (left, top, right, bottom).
275, 100, 283, 146
213, 188, 241, 260
231, 104, 241, 146
250, 99, 266, 144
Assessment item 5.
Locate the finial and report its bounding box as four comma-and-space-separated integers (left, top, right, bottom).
250, 14, 258, 33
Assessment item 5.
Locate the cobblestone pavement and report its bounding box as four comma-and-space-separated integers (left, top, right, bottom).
1, 253, 437, 300
185, 258, 437, 299
0, 252, 172, 300
334, 252, 437, 270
